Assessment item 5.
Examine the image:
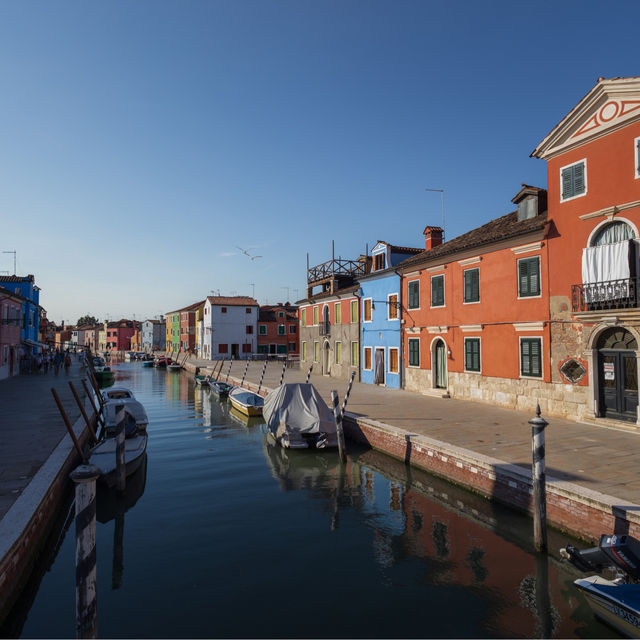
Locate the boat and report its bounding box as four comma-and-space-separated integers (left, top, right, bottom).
167, 363, 182, 372
154, 357, 169, 368
561, 533, 640, 637
101, 387, 149, 432
124, 352, 133, 361
94, 366, 115, 387
228, 387, 264, 417
194, 374, 210, 385
89, 409, 148, 488
208, 380, 234, 398
141, 359, 154, 368
262, 382, 337, 449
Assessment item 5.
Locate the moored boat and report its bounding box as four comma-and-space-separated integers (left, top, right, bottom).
228, 387, 264, 416
101, 387, 149, 432
167, 363, 182, 372
208, 380, 233, 398
262, 382, 337, 449
154, 357, 169, 368
141, 360, 154, 368
194, 374, 210, 385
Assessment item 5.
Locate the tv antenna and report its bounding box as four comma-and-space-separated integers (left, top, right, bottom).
2, 250, 16, 275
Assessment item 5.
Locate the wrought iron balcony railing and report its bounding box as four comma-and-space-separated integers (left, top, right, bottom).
572, 277, 640, 312
318, 321, 331, 336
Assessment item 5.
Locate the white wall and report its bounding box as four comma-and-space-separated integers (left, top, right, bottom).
204, 302, 257, 359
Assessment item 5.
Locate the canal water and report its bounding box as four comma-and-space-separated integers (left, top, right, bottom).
2, 363, 617, 638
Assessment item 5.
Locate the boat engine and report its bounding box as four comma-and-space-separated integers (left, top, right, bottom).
561, 534, 640, 581
315, 432, 328, 449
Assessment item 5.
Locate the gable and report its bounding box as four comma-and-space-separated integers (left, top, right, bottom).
532, 77, 640, 160
372, 242, 388, 254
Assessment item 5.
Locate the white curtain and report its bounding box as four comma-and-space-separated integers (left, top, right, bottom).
581, 240, 631, 302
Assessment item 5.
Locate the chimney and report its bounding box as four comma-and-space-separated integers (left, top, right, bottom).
423, 226, 444, 251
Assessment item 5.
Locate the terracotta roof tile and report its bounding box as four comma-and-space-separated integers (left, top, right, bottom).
206, 296, 259, 307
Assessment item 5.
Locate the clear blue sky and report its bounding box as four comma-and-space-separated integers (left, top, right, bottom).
1, 0, 638, 324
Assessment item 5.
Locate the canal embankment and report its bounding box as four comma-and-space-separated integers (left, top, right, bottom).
181, 354, 640, 543
0, 363, 97, 621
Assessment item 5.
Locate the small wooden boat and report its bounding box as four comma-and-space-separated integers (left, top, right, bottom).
94, 367, 115, 387
167, 363, 182, 372
228, 387, 264, 416
141, 360, 154, 368
229, 406, 265, 428
101, 387, 149, 432
194, 374, 210, 385
154, 357, 169, 368
208, 380, 233, 398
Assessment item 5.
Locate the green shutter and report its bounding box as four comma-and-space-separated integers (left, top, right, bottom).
562, 167, 573, 199
573, 162, 585, 195
431, 276, 444, 306
465, 338, 480, 371
464, 269, 479, 303
408, 281, 419, 309
521, 338, 541, 377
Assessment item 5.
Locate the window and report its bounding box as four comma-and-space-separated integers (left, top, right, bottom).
246, 308, 251, 314
242, 343, 251, 353
464, 338, 481, 372
518, 257, 541, 297
258, 345, 268, 354
408, 280, 420, 309
313, 307, 319, 325
288, 342, 296, 352
351, 341, 359, 367
373, 253, 386, 271
277, 344, 287, 354
431, 275, 445, 307
560, 160, 586, 201
408, 338, 420, 367
363, 298, 372, 322
278, 312, 284, 318
388, 294, 398, 320
334, 303, 341, 324
301, 309, 307, 326
246, 325, 253, 334
520, 337, 542, 378
335, 341, 342, 364
314, 342, 320, 362
221, 307, 227, 313
363, 347, 372, 370
463, 268, 480, 303
389, 348, 399, 373
289, 325, 296, 334
350, 300, 358, 323
259, 325, 267, 335
219, 344, 228, 353
302, 342, 307, 360
275, 324, 283, 335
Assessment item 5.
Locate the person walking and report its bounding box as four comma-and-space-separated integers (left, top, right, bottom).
53, 350, 62, 375
64, 351, 71, 374
43, 352, 50, 374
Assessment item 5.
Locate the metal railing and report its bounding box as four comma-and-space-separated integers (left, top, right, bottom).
572, 277, 640, 312
307, 258, 368, 284
318, 321, 331, 336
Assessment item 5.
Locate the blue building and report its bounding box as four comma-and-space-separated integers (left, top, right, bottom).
358, 242, 421, 388
0, 275, 42, 354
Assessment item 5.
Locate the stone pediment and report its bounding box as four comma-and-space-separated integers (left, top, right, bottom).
532, 77, 640, 160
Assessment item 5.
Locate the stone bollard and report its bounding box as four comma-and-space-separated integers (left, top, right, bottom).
70, 463, 101, 639
529, 404, 548, 552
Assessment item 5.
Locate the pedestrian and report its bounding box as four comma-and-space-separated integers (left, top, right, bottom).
53, 350, 62, 375
64, 351, 71, 374
43, 352, 50, 374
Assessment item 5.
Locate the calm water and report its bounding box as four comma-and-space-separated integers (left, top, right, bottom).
2, 363, 618, 638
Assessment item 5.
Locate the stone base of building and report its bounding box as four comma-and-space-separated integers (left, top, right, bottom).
404, 368, 589, 422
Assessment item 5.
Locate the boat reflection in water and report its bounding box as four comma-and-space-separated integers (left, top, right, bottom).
96, 454, 148, 590
229, 406, 265, 429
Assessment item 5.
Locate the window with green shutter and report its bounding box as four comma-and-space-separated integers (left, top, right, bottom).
277, 344, 287, 354
257, 345, 268, 354
259, 325, 267, 335
520, 338, 542, 377
561, 161, 586, 200
408, 337, 420, 367
464, 338, 480, 372
278, 324, 285, 335
431, 275, 445, 307
518, 256, 540, 297
408, 280, 420, 309
463, 268, 479, 303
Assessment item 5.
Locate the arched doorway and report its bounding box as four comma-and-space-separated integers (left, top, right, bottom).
597, 327, 638, 422
433, 339, 447, 389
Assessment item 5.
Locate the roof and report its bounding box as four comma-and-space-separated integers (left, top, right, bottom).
0, 274, 35, 283
399, 210, 548, 270
144, 318, 165, 324
296, 283, 360, 305
258, 305, 298, 322
166, 299, 207, 315
374, 241, 424, 254
205, 296, 259, 307
0, 285, 27, 302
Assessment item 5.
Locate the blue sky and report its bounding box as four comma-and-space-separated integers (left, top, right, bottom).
1, 0, 638, 323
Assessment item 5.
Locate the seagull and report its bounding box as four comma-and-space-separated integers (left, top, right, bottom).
236, 246, 262, 260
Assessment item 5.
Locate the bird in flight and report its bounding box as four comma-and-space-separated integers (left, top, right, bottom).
236, 246, 262, 260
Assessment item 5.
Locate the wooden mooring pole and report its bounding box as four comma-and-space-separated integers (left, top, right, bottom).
278, 359, 287, 387
115, 406, 126, 492
225, 360, 233, 383
81, 380, 105, 430
70, 463, 100, 639
257, 360, 268, 394
69, 381, 98, 442
331, 390, 346, 464
51, 388, 86, 461
305, 364, 313, 383
240, 359, 250, 388
529, 404, 548, 552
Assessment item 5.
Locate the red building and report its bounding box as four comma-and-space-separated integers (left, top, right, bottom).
105, 319, 137, 352
179, 300, 204, 353
0, 286, 23, 379
257, 303, 299, 356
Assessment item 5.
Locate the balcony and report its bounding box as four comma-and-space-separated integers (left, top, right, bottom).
572, 277, 640, 312
318, 321, 331, 336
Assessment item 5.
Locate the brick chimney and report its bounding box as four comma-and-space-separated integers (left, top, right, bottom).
423, 226, 444, 251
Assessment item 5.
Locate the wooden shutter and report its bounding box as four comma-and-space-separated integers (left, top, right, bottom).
390, 348, 398, 373
364, 347, 372, 369
561, 167, 573, 199
573, 162, 585, 195
408, 281, 419, 309
465, 339, 480, 371
464, 269, 479, 302
521, 338, 541, 377
389, 294, 398, 319
364, 299, 372, 322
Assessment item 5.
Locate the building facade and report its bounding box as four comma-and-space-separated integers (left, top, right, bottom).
201, 296, 259, 359
0, 287, 23, 379
142, 319, 166, 352
0, 275, 41, 354
257, 303, 299, 356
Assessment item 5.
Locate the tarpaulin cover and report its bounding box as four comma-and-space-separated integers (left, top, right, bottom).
263, 383, 337, 439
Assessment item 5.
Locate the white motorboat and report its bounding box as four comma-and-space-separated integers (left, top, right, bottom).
101, 387, 149, 432
262, 383, 337, 449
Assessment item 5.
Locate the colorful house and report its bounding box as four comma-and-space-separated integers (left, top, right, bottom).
142, 318, 166, 353
0, 286, 24, 379
179, 300, 204, 353
201, 296, 259, 359
104, 319, 136, 351
257, 303, 299, 357
0, 274, 41, 354
165, 310, 181, 353
532, 76, 640, 424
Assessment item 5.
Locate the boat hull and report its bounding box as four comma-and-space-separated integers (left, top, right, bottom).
90, 434, 148, 489
228, 389, 264, 416
208, 381, 233, 398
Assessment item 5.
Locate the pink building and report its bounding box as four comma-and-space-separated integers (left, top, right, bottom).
0, 286, 23, 380
106, 319, 137, 351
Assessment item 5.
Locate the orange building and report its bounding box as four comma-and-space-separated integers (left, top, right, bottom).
532, 76, 640, 424
257, 303, 299, 357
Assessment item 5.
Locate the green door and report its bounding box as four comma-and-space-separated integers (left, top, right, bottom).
435, 341, 447, 389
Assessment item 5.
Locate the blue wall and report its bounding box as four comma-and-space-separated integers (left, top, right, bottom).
359, 271, 402, 388
0, 277, 41, 352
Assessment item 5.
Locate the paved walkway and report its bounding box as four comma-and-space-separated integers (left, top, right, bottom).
0, 357, 91, 519
190, 356, 640, 505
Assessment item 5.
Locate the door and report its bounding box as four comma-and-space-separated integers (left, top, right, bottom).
231, 344, 239, 358
599, 350, 638, 421
435, 340, 447, 389
374, 348, 385, 385
323, 342, 330, 375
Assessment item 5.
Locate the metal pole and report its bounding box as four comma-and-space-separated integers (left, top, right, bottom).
257, 360, 268, 394
305, 364, 313, 383
240, 359, 250, 388
225, 359, 233, 383
69, 381, 98, 442
70, 463, 101, 639
279, 359, 287, 387
529, 404, 548, 552
115, 406, 126, 492
331, 390, 346, 464
340, 371, 356, 419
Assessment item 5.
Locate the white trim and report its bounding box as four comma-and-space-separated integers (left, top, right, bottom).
405, 327, 420, 335
457, 256, 481, 267
363, 345, 373, 371
430, 273, 445, 308
404, 270, 420, 278
407, 279, 420, 310
516, 255, 542, 299
363, 297, 373, 323
427, 326, 448, 334
514, 322, 545, 332
460, 324, 483, 333
387, 293, 399, 321
586, 216, 639, 247
463, 336, 482, 374
388, 346, 399, 375
519, 335, 544, 379
511, 241, 543, 255
635, 136, 640, 180
426, 264, 445, 273
407, 336, 420, 368
579, 199, 640, 221
559, 158, 587, 203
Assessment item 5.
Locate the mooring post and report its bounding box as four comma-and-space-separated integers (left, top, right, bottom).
257, 360, 268, 395
305, 364, 313, 383
279, 359, 287, 387
51, 388, 86, 460
69, 381, 98, 442
341, 371, 356, 418
529, 404, 548, 552
81, 380, 105, 429
331, 390, 346, 464
70, 463, 101, 639
115, 406, 126, 493
240, 359, 250, 388
225, 359, 233, 383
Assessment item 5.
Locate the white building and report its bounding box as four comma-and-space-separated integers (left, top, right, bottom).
202, 296, 259, 360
